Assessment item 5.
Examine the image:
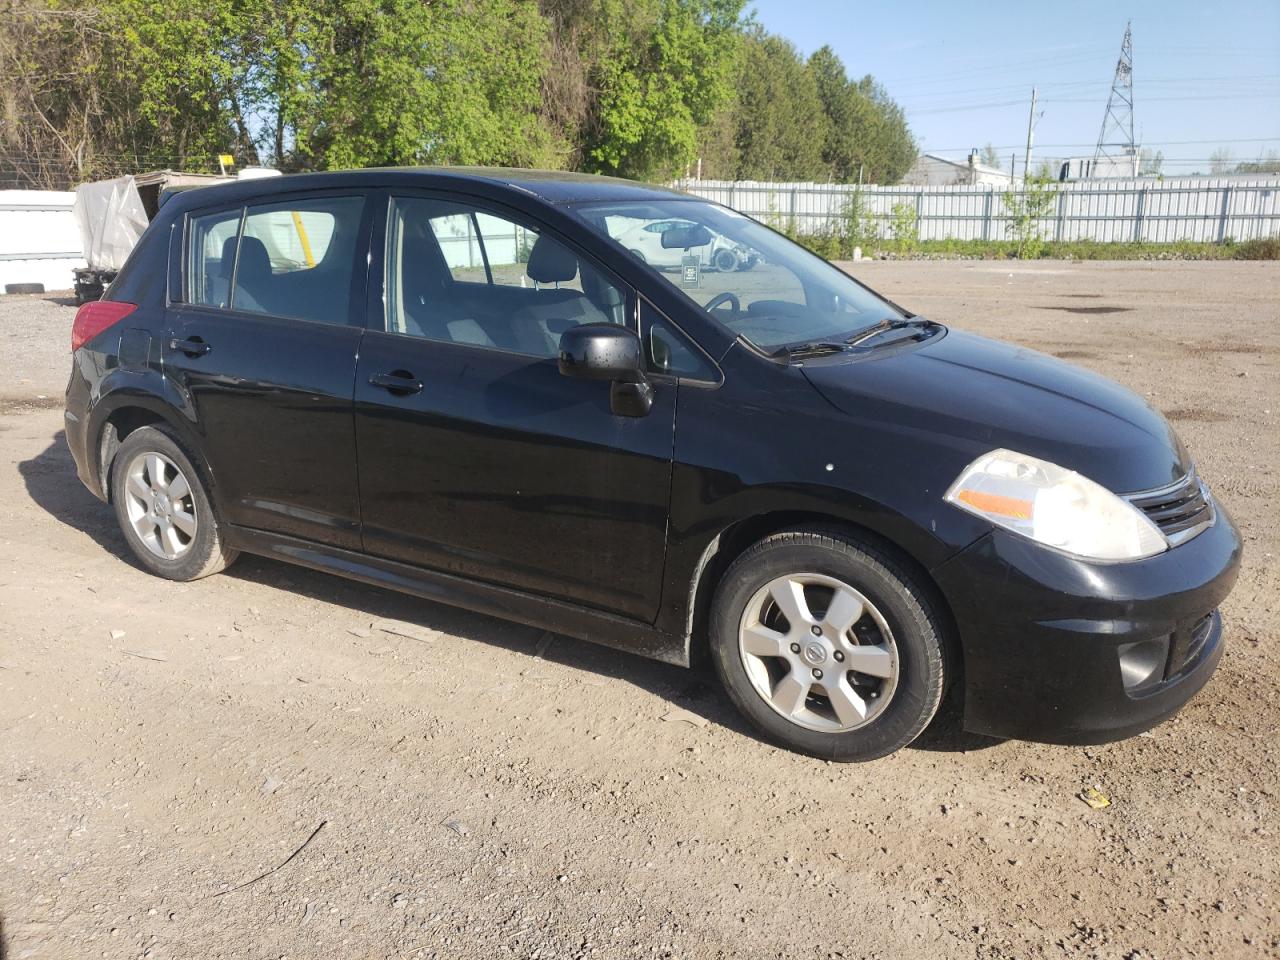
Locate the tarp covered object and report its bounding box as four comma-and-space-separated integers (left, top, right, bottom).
72, 176, 149, 271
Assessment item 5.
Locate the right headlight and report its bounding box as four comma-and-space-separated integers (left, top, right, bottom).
944, 449, 1167, 562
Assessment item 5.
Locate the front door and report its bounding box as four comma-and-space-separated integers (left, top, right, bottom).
353, 194, 675, 621
164, 192, 370, 548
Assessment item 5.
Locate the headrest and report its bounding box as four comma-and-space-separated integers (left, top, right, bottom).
526, 235, 578, 284
219, 236, 239, 279
222, 235, 271, 283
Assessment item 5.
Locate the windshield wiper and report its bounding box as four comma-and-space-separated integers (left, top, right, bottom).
771, 318, 938, 361
771, 340, 849, 360
845, 316, 935, 346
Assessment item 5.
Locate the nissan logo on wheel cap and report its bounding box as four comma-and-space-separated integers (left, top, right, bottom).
803, 642, 827, 665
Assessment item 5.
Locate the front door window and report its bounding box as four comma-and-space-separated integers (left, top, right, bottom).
384, 197, 629, 356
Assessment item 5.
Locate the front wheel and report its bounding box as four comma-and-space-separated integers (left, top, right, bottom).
713, 248, 738, 272
710, 527, 949, 761
109, 425, 238, 581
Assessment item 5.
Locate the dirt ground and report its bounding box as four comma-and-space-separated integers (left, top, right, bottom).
0, 260, 1276, 960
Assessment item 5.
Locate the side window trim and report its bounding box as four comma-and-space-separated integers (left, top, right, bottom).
469, 211, 494, 285
641, 295, 723, 387
225, 206, 248, 311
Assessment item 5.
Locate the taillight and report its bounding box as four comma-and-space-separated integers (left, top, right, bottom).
71, 300, 137, 352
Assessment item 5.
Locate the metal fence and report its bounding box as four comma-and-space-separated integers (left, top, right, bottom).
674, 177, 1280, 244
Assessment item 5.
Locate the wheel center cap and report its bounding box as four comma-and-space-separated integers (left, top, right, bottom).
154, 495, 169, 516
803, 642, 827, 665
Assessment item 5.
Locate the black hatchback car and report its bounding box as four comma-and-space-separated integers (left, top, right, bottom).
65, 168, 1241, 760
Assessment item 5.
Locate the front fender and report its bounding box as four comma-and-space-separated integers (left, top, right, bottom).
653, 346, 992, 641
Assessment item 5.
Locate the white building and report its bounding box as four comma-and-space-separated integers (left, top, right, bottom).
902, 152, 1021, 187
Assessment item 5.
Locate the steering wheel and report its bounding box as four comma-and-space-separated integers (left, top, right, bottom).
704, 291, 741, 315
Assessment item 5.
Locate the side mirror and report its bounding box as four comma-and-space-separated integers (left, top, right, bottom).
558, 323, 653, 417
558, 323, 645, 383
660, 224, 713, 250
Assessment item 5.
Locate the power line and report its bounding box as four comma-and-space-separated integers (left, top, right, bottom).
895, 75, 1280, 101
923, 137, 1280, 152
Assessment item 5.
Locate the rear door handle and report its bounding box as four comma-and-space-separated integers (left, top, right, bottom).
369, 370, 424, 396
169, 336, 211, 357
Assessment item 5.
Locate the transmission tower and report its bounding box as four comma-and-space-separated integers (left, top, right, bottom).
1093, 22, 1138, 175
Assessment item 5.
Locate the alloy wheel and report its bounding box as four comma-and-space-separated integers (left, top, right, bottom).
738, 573, 899, 733
123, 451, 198, 560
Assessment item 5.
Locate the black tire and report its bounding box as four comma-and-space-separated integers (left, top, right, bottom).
710, 527, 950, 761
4, 282, 45, 295
713, 248, 738, 272
109, 425, 238, 581
628, 248, 648, 264
735, 256, 758, 272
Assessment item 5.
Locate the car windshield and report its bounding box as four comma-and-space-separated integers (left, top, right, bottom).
569, 198, 904, 351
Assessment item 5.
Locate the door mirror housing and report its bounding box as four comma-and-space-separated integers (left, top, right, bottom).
558, 323, 646, 383
558, 323, 653, 417
660, 224, 713, 250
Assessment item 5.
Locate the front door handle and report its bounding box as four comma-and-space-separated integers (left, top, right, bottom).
369, 370, 424, 396
169, 336, 211, 357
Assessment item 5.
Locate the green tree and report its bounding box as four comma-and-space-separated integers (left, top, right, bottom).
1209, 148, 1234, 175
254, 0, 562, 170
724, 30, 827, 181
1003, 175, 1057, 259
576, 0, 744, 180
1, 0, 252, 187
807, 46, 916, 184
1139, 147, 1164, 176
808, 45, 857, 180
980, 143, 1001, 168
1235, 150, 1280, 175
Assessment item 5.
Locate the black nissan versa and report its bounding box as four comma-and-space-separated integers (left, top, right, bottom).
64, 168, 1241, 761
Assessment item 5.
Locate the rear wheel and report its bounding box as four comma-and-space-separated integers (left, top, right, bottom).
109, 425, 238, 581
710, 527, 948, 761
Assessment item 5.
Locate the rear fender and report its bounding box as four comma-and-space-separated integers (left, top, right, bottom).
86, 372, 212, 502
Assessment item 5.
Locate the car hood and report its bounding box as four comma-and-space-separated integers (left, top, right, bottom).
801, 328, 1190, 494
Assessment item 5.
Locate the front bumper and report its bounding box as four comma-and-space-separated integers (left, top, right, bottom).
933, 504, 1241, 744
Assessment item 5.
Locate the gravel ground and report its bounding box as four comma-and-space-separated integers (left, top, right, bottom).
0, 260, 1277, 960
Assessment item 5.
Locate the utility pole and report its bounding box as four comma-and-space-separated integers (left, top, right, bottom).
1024, 87, 1038, 180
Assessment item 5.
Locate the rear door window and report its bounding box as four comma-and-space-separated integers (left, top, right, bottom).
186, 195, 365, 325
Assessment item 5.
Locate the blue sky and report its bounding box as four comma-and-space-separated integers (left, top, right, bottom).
745, 0, 1280, 175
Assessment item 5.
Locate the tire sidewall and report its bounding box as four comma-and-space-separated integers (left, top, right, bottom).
110, 425, 229, 581
711, 536, 944, 761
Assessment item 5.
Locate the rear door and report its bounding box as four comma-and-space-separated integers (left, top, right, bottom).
165, 191, 372, 548
353, 192, 676, 621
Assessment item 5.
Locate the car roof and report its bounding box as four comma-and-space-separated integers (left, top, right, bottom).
162, 166, 692, 212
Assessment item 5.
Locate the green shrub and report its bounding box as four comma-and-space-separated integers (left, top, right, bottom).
1002, 176, 1058, 259
1234, 237, 1280, 260
887, 202, 918, 255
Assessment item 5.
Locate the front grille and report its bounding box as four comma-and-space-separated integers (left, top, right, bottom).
1125, 471, 1214, 546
